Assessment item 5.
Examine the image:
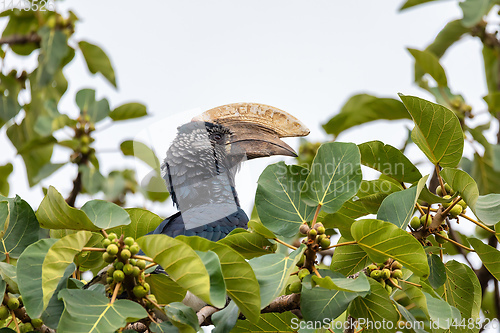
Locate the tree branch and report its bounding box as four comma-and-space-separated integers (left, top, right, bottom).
0, 32, 41, 45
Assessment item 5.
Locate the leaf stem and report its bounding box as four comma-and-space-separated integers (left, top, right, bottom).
110, 282, 122, 304
326, 240, 357, 249
81, 247, 106, 252
11, 310, 20, 333
415, 203, 426, 216
441, 196, 462, 215
273, 238, 297, 250
145, 263, 157, 270
311, 204, 322, 228
439, 243, 443, 262
435, 233, 475, 252
312, 266, 322, 278
131, 254, 156, 263
435, 164, 447, 196
101, 229, 109, 238
420, 206, 438, 212
459, 213, 495, 233
398, 279, 422, 288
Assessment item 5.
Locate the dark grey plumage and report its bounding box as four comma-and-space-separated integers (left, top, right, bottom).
150, 121, 248, 241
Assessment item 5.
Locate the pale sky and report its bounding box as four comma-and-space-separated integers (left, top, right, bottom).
0, 0, 490, 218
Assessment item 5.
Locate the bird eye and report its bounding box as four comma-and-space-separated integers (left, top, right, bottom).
212, 133, 222, 141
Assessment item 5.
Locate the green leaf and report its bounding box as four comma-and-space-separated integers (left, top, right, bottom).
177, 236, 261, 322
212, 301, 239, 333
247, 220, 276, 239
80, 200, 131, 229
301, 142, 362, 214
301, 270, 369, 322
136, 235, 211, 304
107, 208, 163, 239
231, 312, 298, 333
0, 262, 18, 293
330, 236, 369, 276
483, 46, 499, 94
408, 48, 448, 86
0, 73, 21, 123
109, 102, 147, 120
149, 321, 178, 333
322, 212, 355, 239
17, 238, 58, 318
351, 219, 429, 277
468, 238, 500, 280
76, 88, 110, 123
218, 229, 273, 259
0, 163, 12, 196
1, 12, 39, 55
395, 303, 427, 333
78, 41, 117, 87
423, 292, 455, 329
311, 272, 370, 293
399, 94, 464, 167
377, 175, 428, 228
427, 254, 446, 289
79, 165, 105, 195
196, 250, 226, 308
37, 27, 69, 86
36, 186, 100, 231
322, 94, 410, 137
57, 288, 148, 332
0, 195, 40, 259
41, 263, 76, 330
358, 141, 422, 183
459, 0, 493, 28
120, 140, 161, 170
146, 273, 187, 305
348, 278, 399, 333
255, 162, 315, 237
400, 0, 440, 10
426, 20, 470, 59
443, 260, 481, 326
164, 302, 200, 332
248, 245, 305, 308
42, 231, 92, 310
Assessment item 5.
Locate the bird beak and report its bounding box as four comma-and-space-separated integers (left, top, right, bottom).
226, 122, 297, 159
192, 103, 310, 159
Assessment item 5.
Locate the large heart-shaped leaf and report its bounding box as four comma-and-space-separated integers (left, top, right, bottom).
468, 238, 500, 280
196, 250, 226, 308
36, 186, 100, 231
377, 176, 428, 228
136, 235, 211, 304
0, 195, 40, 259
301, 270, 369, 322
177, 236, 261, 322
80, 200, 131, 229
348, 278, 399, 333
16, 238, 58, 318
322, 94, 410, 137
57, 289, 148, 332
358, 141, 422, 183
351, 219, 429, 277
330, 236, 369, 276
108, 208, 163, 239
255, 162, 315, 237
400, 94, 464, 168
249, 245, 305, 308
42, 231, 92, 310
301, 142, 362, 214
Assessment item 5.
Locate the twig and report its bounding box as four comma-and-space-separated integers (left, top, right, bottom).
439, 243, 443, 261
274, 238, 297, 250
0, 32, 41, 45
197, 306, 219, 326
435, 233, 475, 251
311, 204, 322, 228
441, 196, 462, 215
101, 229, 109, 238
420, 206, 438, 212
110, 282, 122, 304
459, 213, 495, 233
326, 240, 357, 249
145, 263, 156, 270
66, 171, 82, 207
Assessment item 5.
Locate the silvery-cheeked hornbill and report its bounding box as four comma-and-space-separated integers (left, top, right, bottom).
149, 103, 309, 241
